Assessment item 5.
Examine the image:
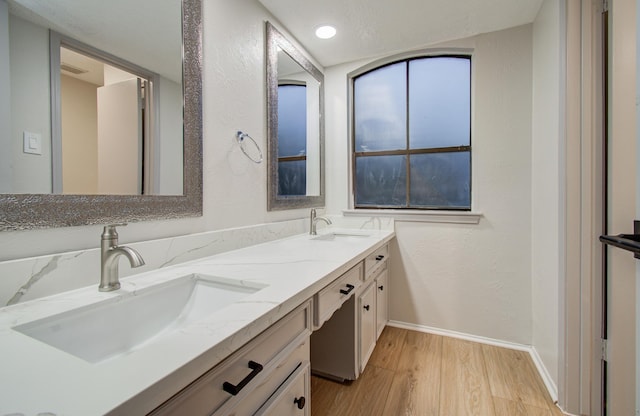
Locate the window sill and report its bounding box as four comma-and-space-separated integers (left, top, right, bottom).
342, 209, 483, 224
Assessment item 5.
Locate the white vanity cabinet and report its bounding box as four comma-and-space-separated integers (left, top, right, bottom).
149, 301, 312, 416
311, 243, 390, 380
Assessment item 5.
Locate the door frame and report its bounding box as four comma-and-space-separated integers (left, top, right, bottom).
562, 0, 606, 414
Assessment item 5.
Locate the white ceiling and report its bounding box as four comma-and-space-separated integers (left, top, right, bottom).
258, 0, 545, 67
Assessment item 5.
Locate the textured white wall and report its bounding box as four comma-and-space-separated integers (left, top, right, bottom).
531, 0, 561, 388
325, 24, 534, 345
201, 0, 322, 230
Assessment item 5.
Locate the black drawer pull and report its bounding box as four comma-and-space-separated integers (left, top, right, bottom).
340, 284, 355, 295
222, 360, 263, 396
294, 396, 306, 409
375, 255, 385, 261
378, 285, 384, 291
363, 304, 370, 311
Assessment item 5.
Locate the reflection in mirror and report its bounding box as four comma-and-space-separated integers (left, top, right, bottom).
2, 0, 183, 196
58, 46, 152, 195
0, 0, 202, 230
50, 34, 183, 196
266, 22, 324, 210
277, 53, 320, 197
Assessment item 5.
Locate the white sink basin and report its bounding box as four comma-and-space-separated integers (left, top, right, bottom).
312, 231, 371, 241
13, 274, 266, 363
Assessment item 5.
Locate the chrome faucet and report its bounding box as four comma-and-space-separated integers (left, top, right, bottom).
99, 224, 145, 292
310, 208, 332, 235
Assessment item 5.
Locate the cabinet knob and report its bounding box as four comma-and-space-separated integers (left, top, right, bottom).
294, 396, 306, 409
376, 254, 385, 261
378, 285, 384, 291
363, 304, 370, 311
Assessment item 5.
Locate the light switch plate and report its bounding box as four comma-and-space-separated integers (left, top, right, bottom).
23, 131, 42, 155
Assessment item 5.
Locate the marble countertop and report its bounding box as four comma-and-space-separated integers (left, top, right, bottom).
0, 227, 394, 415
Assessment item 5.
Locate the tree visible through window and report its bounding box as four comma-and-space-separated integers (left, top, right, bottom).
352, 56, 471, 209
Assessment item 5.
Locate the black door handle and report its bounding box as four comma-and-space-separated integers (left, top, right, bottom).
340, 284, 355, 295
222, 360, 263, 395
363, 304, 370, 311
375, 255, 385, 261
378, 285, 384, 291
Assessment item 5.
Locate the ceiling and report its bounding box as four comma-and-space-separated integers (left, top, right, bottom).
258, 0, 545, 67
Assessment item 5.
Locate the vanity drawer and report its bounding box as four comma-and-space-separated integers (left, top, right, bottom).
222, 340, 309, 416
314, 263, 363, 328
364, 244, 388, 281
254, 361, 310, 416
150, 301, 311, 416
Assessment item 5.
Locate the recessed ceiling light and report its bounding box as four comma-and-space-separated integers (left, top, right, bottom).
315, 25, 336, 39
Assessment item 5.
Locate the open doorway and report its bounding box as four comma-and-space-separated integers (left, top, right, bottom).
50, 32, 159, 195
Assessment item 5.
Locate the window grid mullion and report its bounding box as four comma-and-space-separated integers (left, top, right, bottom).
278, 155, 307, 163
354, 145, 471, 158
405, 61, 411, 208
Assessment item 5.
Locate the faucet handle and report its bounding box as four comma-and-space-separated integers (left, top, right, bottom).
102, 223, 127, 239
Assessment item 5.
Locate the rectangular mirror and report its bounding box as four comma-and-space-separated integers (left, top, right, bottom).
0, 0, 202, 230
266, 21, 324, 210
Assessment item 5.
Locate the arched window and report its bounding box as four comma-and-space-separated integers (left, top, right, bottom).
351, 55, 471, 210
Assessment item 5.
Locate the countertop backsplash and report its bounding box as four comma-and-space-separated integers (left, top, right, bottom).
0, 219, 306, 307
0, 214, 394, 307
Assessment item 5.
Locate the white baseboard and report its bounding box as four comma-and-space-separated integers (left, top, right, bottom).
528, 345, 559, 405
387, 321, 560, 406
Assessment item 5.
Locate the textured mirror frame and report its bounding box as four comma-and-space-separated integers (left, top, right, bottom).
266, 22, 325, 211
0, 0, 203, 231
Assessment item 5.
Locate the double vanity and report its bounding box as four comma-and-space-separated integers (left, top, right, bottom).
0, 226, 394, 415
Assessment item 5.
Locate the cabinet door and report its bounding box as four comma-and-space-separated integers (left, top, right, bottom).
256, 362, 310, 416
375, 269, 389, 339
359, 282, 376, 372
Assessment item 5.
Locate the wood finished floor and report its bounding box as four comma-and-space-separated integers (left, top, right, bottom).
311, 326, 565, 416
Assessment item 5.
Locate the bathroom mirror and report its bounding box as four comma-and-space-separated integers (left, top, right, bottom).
266, 22, 324, 210
0, 0, 202, 230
